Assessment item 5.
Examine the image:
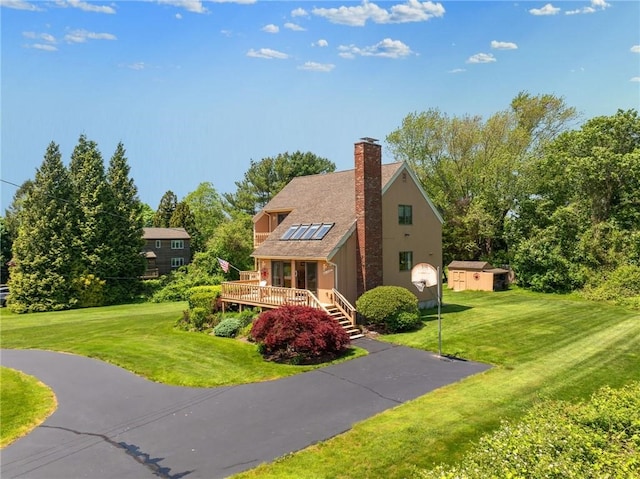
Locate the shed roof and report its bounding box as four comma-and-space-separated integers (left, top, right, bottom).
143, 227, 191, 240
252, 162, 405, 260
448, 261, 494, 271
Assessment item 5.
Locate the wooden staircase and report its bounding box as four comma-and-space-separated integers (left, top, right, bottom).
325, 305, 364, 340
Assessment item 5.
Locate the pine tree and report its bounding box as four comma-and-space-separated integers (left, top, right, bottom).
69, 135, 112, 294
169, 201, 200, 253
105, 142, 146, 302
153, 190, 177, 227
9, 142, 79, 312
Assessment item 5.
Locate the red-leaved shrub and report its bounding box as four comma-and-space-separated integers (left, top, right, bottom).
251, 305, 350, 363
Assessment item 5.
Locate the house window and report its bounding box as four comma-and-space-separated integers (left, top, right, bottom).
399, 251, 413, 271
171, 240, 184, 249
155, 240, 161, 249
399, 205, 413, 225
277, 213, 289, 225
279, 223, 334, 241
171, 257, 185, 268
272, 261, 292, 288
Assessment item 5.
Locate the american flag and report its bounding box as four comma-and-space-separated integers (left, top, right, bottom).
217, 257, 230, 273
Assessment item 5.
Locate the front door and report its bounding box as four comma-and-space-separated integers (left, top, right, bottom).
272, 261, 292, 288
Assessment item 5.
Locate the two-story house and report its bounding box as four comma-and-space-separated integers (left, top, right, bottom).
142, 227, 191, 277
220, 138, 443, 336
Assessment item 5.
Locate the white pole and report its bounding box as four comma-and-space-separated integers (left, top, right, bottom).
438, 266, 442, 357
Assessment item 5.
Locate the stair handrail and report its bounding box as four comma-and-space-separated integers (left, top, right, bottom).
331, 289, 356, 326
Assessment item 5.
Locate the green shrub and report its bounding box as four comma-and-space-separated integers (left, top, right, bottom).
213, 317, 242, 338
387, 311, 421, 333
416, 381, 640, 479
187, 285, 221, 313
190, 307, 209, 330
150, 269, 221, 303
583, 265, 640, 306
237, 308, 259, 327
356, 286, 419, 333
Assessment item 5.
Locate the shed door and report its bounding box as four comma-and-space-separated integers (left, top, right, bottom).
453, 271, 465, 291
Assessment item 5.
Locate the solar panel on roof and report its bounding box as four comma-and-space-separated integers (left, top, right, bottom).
280, 224, 299, 240
313, 223, 333, 240
291, 224, 310, 240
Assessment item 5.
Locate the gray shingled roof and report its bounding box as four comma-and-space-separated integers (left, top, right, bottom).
252, 162, 404, 260
143, 227, 191, 240
447, 261, 493, 271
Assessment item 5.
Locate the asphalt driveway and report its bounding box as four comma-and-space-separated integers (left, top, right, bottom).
1, 340, 490, 479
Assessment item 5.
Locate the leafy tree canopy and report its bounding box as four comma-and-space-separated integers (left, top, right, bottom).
224, 151, 335, 216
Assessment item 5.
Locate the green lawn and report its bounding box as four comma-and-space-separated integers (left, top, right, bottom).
0, 302, 364, 387
0, 367, 56, 448
234, 288, 640, 479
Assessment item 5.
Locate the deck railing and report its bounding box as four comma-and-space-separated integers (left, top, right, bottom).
254, 232, 270, 248
239, 271, 260, 282
331, 288, 357, 326
221, 282, 326, 310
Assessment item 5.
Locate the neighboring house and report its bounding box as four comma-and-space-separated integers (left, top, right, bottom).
447, 261, 510, 292
142, 227, 191, 277
221, 138, 443, 330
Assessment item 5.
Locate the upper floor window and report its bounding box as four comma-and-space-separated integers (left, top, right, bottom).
277, 213, 289, 225
399, 251, 413, 271
155, 240, 162, 249
171, 239, 184, 249
399, 205, 413, 225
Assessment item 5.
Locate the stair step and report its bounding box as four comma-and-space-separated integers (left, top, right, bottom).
349, 333, 364, 340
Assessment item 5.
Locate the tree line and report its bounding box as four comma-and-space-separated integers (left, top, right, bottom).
3, 93, 638, 311
387, 94, 639, 296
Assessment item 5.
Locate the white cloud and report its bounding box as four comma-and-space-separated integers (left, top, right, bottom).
298, 61, 335, 72
155, 0, 208, 13
127, 62, 147, 70
291, 7, 308, 17
630, 45, 640, 53
65, 29, 117, 43
631, 77, 640, 83
313, 39, 329, 48
31, 43, 58, 51
466, 52, 496, 64
246, 48, 289, 59
262, 24, 279, 33
448, 68, 465, 73
55, 0, 116, 14
566, 0, 610, 15
23, 31, 57, 43
338, 38, 414, 59
491, 40, 517, 50
529, 3, 560, 16
176, 13, 182, 19
284, 22, 305, 31
313, 0, 445, 27
0, 0, 42, 11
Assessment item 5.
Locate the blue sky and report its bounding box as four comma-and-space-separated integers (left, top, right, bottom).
2, 0, 639, 211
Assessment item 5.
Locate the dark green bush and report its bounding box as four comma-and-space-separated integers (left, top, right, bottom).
190, 307, 208, 330
356, 286, 419, 333
213, 317, 242, 338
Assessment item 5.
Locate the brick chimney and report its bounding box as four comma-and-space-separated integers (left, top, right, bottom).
355, 137, 383, 298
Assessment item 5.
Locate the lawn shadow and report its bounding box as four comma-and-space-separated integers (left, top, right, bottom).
419, 303, 473, 323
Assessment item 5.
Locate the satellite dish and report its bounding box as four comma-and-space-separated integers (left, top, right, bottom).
411, 262, 438, 291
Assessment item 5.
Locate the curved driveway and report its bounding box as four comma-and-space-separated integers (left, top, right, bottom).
1, 339, 489, 479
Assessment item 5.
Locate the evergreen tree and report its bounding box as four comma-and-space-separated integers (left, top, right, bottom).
153, 190, 177, 227
9, 142, 78, 312
169, 201, 200, 253
69, 135, 112, 293
105, 142, 146, 302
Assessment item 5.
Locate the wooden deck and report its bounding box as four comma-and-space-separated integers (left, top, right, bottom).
220, 280, 358, 329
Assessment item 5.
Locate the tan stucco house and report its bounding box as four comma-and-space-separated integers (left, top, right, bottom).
220, 138, 443, 336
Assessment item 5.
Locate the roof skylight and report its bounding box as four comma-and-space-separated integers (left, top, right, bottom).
279, 223, 334, 241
